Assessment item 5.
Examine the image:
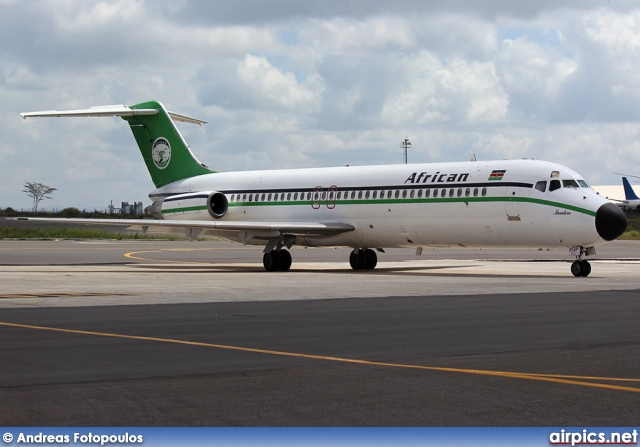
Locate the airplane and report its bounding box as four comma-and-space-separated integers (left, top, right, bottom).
615, 176, 640, 213
16, 100, 627, 277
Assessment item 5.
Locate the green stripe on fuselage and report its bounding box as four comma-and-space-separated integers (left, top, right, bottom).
161, 196, 596, 217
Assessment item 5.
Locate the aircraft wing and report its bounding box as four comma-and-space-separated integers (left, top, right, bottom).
9, 217, 354, 241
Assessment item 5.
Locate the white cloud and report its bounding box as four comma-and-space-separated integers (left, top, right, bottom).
2, 1, 640, 210
236, 54, 319, 111
301, 17, 416, 54
382, 53, 508, 126
495, 37, 577, 122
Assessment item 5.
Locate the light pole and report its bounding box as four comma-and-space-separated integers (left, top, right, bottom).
400, 137, 411, 164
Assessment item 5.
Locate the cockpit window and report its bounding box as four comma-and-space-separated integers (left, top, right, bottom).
535, 181, 547, 192
563, 179, 580, 188
577, 180, 589, 188
549, 180, 561, 191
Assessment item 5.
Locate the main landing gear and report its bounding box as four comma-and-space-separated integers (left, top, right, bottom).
349, 248, 378, 270
263, 249, 292, 272
570, 246, 595, 277
262, 247, 379, 272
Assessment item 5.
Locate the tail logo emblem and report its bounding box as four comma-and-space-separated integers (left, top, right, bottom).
152, 137, 171, 170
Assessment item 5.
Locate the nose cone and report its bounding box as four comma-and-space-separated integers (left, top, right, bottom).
596, 203, 627, 241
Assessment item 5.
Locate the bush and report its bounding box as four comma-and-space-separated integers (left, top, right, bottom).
60, 207, 82, 217
0, 207, 18, 217
60, 207, 83, 218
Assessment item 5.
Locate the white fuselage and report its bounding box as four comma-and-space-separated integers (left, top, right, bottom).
151, 159, 612, 250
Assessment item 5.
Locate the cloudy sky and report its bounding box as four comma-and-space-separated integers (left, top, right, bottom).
1, 0, 639, 211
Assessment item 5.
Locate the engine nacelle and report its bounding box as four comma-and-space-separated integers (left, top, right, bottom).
206, 191, 228, 219
160, 191, 228, 220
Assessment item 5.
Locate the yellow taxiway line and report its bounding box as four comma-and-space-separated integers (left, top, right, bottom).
2, 321, 639, 393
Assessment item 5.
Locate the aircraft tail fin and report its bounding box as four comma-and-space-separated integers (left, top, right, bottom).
622, 177, 640, 201
21, 100, 215, 188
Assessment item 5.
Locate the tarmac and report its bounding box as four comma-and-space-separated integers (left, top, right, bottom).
1, 239, 639, 425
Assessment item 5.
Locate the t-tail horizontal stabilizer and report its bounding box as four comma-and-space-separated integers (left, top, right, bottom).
20, 101, 213, 187
20, 104, 207, 125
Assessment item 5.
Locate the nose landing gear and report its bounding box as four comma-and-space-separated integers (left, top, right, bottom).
570, 246, 595, 277
570, 259, 591, 277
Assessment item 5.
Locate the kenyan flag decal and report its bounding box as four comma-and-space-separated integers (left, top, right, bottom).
488, 170, 506, 181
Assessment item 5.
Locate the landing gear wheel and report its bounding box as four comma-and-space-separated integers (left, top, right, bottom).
580, 260, 591, 277
364, 248, 377, 270
263, 250, 292, 272
571, 260, 591, 277
570, 260, 581, 277
279, 249, 292, 271
349, 250, 365, 270
350, 249, 378, 270
263, 251, 281, 272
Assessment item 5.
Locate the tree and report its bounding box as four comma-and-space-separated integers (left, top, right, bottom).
22, 182, 57, 212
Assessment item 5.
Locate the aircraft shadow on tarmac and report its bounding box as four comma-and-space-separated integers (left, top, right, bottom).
126, 262, 572, 279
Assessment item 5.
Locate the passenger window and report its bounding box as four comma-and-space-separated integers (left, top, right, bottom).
358, 191, 363, 199
372, 191, 377, 199
417, 189, 422, 198
457, 188, 462, 197
425, 189, 431, 198
365, 191, 370, 199
433, 189, 438, 198
465, 188, 470, 197
473, 188, 478, 197
549, 180, 561, 191
481, 187, 487, 197
535, 181, 547, 192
